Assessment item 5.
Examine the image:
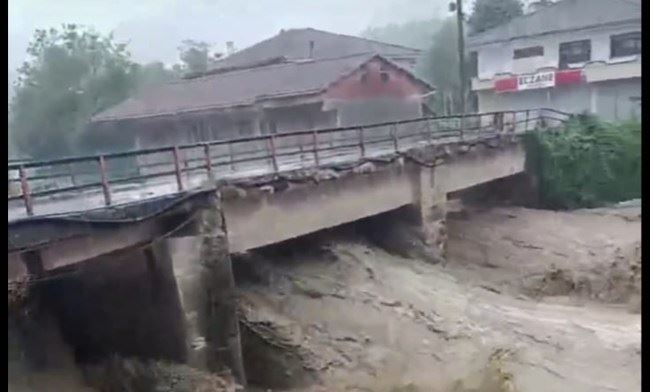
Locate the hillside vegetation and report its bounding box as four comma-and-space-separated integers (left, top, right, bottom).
525, 115, 641, 209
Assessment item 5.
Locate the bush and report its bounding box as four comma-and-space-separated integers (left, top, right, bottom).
524, 114, 641, 209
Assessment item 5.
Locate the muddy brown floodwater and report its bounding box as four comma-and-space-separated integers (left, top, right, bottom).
8, 204, 641, 392
235, 204, 641, 392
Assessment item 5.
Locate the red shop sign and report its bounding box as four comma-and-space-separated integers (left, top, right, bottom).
494, 69, 584, 93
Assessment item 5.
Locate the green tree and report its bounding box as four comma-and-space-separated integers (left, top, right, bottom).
468, 0, 524, 35
360, 18, 440, 50
9, 24, 138, 158
177, 39, 223, 75
133, 61, 179, 89
417, 18, 472, 115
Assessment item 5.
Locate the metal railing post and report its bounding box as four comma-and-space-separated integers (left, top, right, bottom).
68, 163, 77, 187
299, 136, 305, 162
312, 130, 320, 167
391, 124, 399, 152
203, 143, 213, 182
268, 135, 279, 173
228, 142, 235, 171
184, 155, 190, 182
459, 114, 465, 141
358, 127, 366, 158
425, 120, 434, 145
525, 109, 530, 132
18, 166, 33, 216
172, 146, 184, 191
98, 156, 112, 206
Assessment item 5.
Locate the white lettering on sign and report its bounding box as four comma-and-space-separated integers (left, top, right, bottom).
517, 71, 555, 90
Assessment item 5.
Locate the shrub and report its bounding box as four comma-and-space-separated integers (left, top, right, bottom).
524, 114, 641, 209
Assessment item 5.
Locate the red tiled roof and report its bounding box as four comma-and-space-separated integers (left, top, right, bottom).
92, 53, 432, 123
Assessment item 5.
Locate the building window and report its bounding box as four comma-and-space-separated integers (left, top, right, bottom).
360, 72, 368, 84
611, 32, 641, 58
513, 46, 544, 59
380, 72, 390, 83
559, 40, 591, 68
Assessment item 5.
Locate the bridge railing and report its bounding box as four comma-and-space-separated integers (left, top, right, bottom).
8, 108, 570, 217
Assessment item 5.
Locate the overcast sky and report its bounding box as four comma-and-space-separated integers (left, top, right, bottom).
9, 0, 462, 79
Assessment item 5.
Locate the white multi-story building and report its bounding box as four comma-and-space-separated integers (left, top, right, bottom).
467, 0, 641, 122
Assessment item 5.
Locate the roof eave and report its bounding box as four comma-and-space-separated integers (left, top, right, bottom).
467, 18, 641, 48
90, 90, 326, 124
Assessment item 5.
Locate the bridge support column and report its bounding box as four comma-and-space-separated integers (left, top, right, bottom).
413, 166, 448, 262
171, 193, 247, 387
9, 251, 77, 384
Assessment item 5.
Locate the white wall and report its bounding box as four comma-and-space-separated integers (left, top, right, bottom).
264, 103, 337, 133
592, 78, 642, 122
474, 22, 640, 79
477, 77, 641, 122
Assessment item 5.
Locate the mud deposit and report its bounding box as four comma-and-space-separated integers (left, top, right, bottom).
235, 205, 641, 392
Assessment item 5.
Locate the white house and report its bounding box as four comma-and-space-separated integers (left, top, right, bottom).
467, 0, 641, 122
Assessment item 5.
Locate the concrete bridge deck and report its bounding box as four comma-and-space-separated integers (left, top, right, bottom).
8, 108, 565, 222
8, 108, 570, 277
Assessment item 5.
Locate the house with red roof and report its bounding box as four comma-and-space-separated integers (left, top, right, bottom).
90, 29, 432, 151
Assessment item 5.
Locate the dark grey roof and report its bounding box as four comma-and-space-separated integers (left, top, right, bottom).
212, 28, 422, 69
92, 54, 433, 123
467, 0, 641, 46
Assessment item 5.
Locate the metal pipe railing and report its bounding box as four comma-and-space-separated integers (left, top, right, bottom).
8, 109, 571, 217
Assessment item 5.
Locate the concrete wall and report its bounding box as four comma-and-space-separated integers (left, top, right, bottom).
333, 98, 423, 127
36, 242, 187, 364
222, 142, 527, 253
473, 22, 640, 79
222, 165, 416, 253
262, 103, 336, 133
262, 103, 338, 150
477, 77, 641, 122
591, 78, 641, 122
432, 144, 526, 196
325, 57, 429, 101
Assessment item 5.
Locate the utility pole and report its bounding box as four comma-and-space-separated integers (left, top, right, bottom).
451, 0, 467, 115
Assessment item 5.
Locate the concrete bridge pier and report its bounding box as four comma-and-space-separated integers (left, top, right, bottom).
412, 165, 449, 262
170, 192, 247, 387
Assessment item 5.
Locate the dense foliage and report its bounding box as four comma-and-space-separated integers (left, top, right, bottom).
524, 115, 641, 209
8, 25, 225, 159
416, 18, 472, 115
9, 25, 142, 158
362, 0, 524, 115
360, 18, 440, 50
362, 16, 467, 115
176, 39, 224, 75
467, 0, 524, 35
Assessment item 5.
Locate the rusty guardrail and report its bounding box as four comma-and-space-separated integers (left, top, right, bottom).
8, 108, 571, 217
